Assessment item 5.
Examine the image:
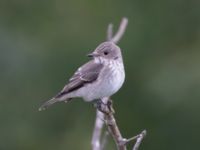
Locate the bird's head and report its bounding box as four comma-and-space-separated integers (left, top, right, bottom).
87, 42, 122, 61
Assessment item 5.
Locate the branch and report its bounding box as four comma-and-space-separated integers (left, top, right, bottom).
101, 131, 109, 150
92, 97, 109, 150
101, 99, 127, 150
132, 130, 147, 150
109, 17, 128, 44
92, 18, 128, 150
96, 100, 146, 150
107, 23, 113, 41
91, 110, 104, 150
91, 17, 146, 150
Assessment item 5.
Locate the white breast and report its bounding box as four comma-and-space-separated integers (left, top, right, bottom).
82, 58, 125, 101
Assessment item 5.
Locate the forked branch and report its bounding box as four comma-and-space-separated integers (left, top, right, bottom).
108, 17, 128, 44
92, 18, 146, 150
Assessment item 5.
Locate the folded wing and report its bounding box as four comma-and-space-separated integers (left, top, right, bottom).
55, 60, 103, 98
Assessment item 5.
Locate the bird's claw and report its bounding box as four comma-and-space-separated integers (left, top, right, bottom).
94, 99, 114, 114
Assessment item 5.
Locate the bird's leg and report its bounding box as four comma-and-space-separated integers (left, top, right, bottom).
107, 99, 115, 114
95, 99, 109, 114
94, 99, 113, 115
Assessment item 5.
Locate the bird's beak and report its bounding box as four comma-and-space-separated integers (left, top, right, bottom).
87, 52, 100, 57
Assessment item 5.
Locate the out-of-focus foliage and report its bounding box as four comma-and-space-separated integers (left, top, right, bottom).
0, 0, 200, 150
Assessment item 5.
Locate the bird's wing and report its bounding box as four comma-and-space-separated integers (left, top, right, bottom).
55, 60, 103, 98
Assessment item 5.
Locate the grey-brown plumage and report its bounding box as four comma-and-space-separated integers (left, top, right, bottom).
56, 61, 103, 98
39, 42, 125, 111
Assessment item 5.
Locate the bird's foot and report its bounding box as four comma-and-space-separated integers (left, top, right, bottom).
107, 99, 115, 114
94, 99, 114, 114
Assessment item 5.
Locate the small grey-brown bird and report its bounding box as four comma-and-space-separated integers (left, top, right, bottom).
39, 41, 125, 111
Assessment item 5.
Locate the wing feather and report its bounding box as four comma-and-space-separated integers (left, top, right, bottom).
55, 60, 103, 98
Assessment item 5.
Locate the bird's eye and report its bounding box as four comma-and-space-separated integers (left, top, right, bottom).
104, 51, 108, 55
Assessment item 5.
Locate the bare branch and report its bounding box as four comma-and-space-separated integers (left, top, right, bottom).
92, 18, 128, 150
107, 23, 113, 41
97, 99, 127, 150
132, 130, 147, 150
93, 99, 146, 150
92, 110, 105, 150
100, 131, 109, 150
92, 97, 109, 150
92, 17, 146, 150
92, 18, 129, 150
110, 17, 128, 44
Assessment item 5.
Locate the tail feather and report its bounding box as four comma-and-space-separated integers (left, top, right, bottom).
39, 98, 59, 111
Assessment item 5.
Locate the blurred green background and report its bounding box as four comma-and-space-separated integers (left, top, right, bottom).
0, 0, 200, 150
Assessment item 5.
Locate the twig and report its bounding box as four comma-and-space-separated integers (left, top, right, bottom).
92, 110, 105, 150
110, 17, 128, 44
102, 99, 127, 150
92, 97, 109, 150
132, 130, 146, 150
101, 131, 109, 150
95, 99, 146, 150
107, 23, 113, 41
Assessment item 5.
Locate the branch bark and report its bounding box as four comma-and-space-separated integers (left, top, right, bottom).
132, 130, 147, 150
109, 17, 128, 44
92, 97, 109, 150
102, 99, 126, 150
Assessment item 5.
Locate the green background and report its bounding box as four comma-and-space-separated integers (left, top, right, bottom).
0, 0, 200, 150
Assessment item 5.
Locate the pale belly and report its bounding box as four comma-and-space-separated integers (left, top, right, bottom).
81, 65, 125, 101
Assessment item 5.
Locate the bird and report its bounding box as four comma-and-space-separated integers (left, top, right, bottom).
39, 41, 125, 111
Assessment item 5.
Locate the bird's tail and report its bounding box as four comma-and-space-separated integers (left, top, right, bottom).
39, 97, 60, 111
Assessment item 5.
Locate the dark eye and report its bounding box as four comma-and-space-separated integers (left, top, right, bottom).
104, 51, 108, 55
